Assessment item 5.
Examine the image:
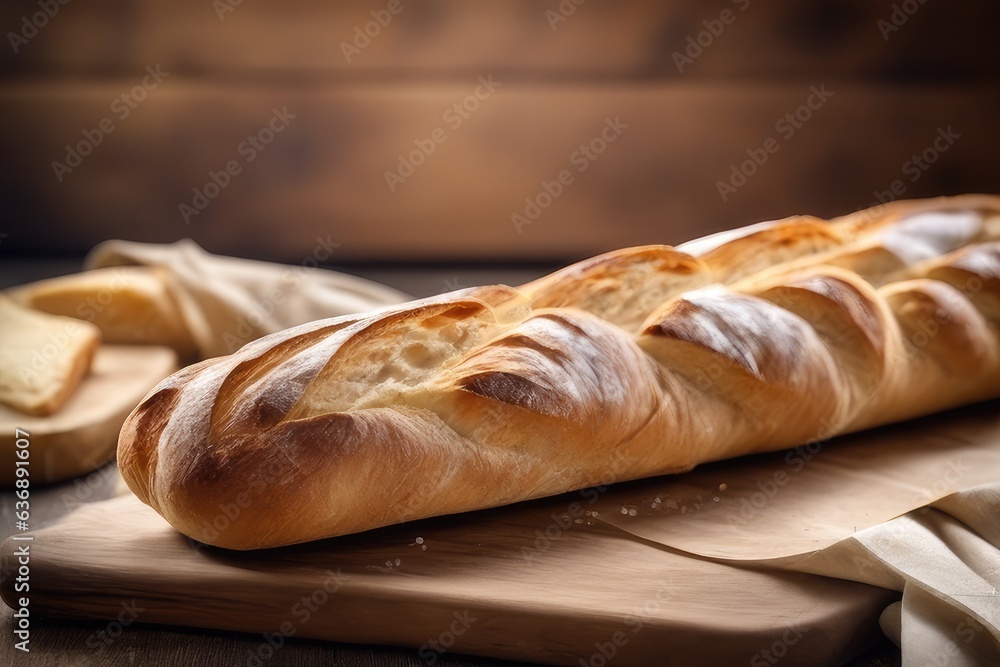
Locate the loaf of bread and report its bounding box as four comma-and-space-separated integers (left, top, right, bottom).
0, 295, 101, 416
118, 195, 1000, 549
7, 267, 198, 360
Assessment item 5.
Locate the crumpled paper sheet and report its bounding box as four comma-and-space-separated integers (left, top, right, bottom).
590, 401, 1000, 665
86, 239, 409, 359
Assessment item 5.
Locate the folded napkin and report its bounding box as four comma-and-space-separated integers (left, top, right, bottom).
803, 486, 1000, 666
85, 239, 409, 359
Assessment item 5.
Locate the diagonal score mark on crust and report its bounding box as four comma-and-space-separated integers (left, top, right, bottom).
749, 267, 895, 416
443, 308, 665, 475
639, 291, 830, 383
212, 319, 362, 433
153, 317, 360, 496
879, 210, 985, 266
521, 245, 710, 332
916, 242, 1000, 325
281, 286, 531, 420
454, 310, 641, 421
691, 216, 844, 283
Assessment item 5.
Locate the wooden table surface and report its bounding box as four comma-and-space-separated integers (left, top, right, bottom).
0, 261, 901, 666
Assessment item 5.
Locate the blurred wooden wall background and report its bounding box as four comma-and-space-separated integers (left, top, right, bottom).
1, 0, 998, 263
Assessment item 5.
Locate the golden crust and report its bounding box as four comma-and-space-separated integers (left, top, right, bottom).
118, 196, 1000, 549
520, 245, 708, 331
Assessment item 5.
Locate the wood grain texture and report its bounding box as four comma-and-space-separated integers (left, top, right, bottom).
0, 491, 894, 666
1, 0, 997, 80
1, 82, 998, 261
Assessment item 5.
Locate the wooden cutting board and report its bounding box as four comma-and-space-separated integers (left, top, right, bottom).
1, 488, 895, 666
5, 400, 998, 664
0, 345, 176, 486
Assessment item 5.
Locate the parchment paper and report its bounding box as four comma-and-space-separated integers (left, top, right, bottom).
591, 404, 1000, 560
591, 401, 1000, 665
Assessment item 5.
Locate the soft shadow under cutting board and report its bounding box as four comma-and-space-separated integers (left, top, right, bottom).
2, 491, 894, 666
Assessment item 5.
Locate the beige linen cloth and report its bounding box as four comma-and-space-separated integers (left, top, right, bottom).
85, 239, 409, 359
807, 488, 1000, 666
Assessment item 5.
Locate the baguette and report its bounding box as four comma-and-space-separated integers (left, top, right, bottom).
118, 196, 1000, 549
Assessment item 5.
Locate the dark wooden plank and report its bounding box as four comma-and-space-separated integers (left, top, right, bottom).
0, 605, 519, 667
0, 0, 997, 81
1, 81, 997, 262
